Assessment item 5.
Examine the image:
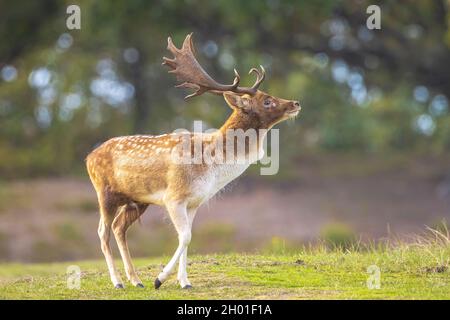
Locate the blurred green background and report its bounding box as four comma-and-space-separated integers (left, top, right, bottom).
0, 0, 449, 262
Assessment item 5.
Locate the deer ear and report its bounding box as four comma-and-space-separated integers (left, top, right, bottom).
223, 92, 240, 110
223, 92, 250, 111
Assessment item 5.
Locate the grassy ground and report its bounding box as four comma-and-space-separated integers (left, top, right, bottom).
0, 232, 449, 299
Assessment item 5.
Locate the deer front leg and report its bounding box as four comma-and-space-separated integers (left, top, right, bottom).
155, 201, 191, 289
177, 207, 198, 289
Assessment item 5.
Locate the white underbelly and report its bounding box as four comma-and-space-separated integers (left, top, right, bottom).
137, 189, 166, 206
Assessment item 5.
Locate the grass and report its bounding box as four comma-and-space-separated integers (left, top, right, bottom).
0, 230, 449, 300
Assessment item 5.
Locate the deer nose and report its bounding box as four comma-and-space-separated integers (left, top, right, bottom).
293, 101, 301, 109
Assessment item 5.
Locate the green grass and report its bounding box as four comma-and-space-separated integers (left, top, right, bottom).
0, 232, 449, 299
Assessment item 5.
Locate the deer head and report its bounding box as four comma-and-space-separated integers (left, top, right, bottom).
163, 33, 301, 129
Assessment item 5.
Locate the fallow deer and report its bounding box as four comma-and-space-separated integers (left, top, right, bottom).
86, 33, 301, 290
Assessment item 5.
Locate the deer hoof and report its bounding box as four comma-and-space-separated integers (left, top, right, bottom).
114, 283, 124, 289
136, 283, 145, 288
154, 278, 162, 289
182, 285, 193, 290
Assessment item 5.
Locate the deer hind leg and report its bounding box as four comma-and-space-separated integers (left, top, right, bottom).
112, 202, 148, 288
97, 192, 124, 288
177, 207, 198, 289
155, 201, 191, 289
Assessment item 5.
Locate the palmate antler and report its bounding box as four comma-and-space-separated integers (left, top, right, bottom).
162, 33, 265, 99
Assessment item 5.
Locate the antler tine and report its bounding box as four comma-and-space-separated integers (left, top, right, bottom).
182, 33, 195, 53
166, 37, 180, 55
175, 82, 204, 99
232, 68, 241, 87
248, 65, 266, 91
248, 67, 260, 77
162, 56, 176, 69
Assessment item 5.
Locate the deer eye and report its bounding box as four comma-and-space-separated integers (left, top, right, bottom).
263, 99, 271, 108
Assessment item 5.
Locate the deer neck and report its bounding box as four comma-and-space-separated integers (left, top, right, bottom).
219, 110, 268, 133
217, 110, 269, 160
